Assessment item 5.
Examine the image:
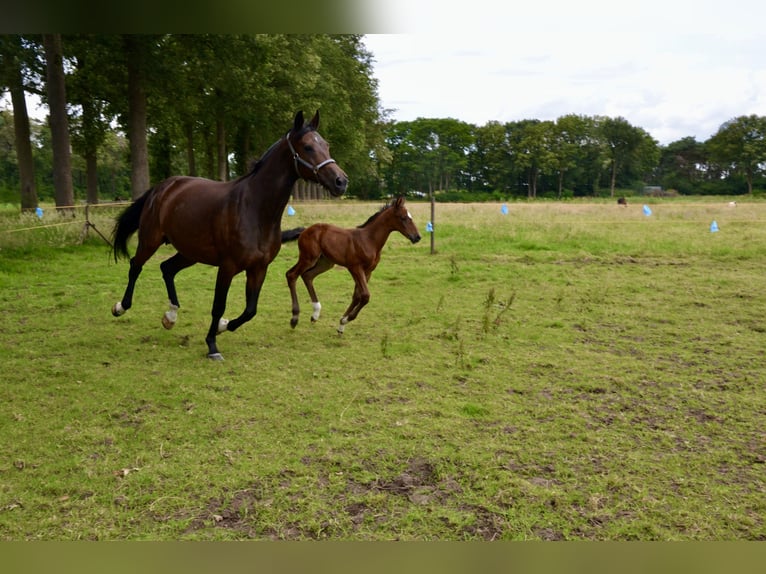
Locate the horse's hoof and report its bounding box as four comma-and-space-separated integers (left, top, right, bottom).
290, 317, 299, 329
161, 314, 176, 330
112, 302, 125, 317
207, 352, 224, 361
217, 318, 229, 333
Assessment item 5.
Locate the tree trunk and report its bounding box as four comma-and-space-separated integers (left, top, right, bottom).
557, 170, 564, 199
185, 122, 196, 176
610, 160, 617, 197
4, 39, 38, 211
216, 118, 227, 181
79, 97, 100, 204
43, 34, 74, 209
125, 35, 150, 199
85, 152, 98, 204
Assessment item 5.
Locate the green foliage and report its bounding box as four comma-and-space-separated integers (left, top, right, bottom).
4, 35, 766, 208
1, 199, 765, 540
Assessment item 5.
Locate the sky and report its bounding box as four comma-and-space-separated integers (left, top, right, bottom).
363, 0, 766, 145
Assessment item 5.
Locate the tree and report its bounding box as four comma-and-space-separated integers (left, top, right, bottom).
0, 35, 39, 210
123, 35, 157, 199
551, 114, 590, 198
514, 120, 556, 199
66, 35, 119, 204
42, 34, 75, 209
707, 115, 766, 195
658, 137, 706, 194
599, 116, 655, 196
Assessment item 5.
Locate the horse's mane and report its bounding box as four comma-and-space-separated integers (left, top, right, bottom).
358, 202, 391, 228
241, 125, 314, 180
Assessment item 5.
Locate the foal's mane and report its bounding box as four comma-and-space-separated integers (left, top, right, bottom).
358, 202, 392, 228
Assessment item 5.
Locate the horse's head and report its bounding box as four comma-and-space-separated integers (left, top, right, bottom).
287, 110, 348, 197
391, 196, 421, 244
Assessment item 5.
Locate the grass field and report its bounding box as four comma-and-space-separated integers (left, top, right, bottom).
0, 197, 764, 540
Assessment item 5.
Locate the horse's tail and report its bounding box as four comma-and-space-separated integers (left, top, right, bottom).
281, 227, 305, 243
112, 189, 152, 262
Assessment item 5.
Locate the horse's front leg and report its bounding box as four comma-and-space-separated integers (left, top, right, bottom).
205, 266, 236, 360
226, 265, 267, 332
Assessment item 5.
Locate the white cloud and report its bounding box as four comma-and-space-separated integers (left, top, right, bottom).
364, 0, 766, 144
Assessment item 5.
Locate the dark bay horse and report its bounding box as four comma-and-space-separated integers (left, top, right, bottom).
111, 110, 348, 359
286, 196, 420, 334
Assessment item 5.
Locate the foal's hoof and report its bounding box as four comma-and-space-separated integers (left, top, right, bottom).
161, 315, 176, 330
112, 302, 125, 317
217, 318, 229, 334
207, 352, 224, 361
290, 317, 299, 329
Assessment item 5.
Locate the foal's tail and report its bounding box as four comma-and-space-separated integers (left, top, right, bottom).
112, 189, 152, 262
281, 227, 305, 243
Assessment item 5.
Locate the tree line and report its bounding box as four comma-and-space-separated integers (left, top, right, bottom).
0, 34, 384, 210
384, 114, 766, 200
2, 34, 765, 211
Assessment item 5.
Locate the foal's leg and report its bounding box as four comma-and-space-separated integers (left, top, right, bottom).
286, 254, 332, 328
286, 259, 310, 328
337, 268, 371, 334
160, 252, 196, 329
205, 265, 236, 360
302, 256, 334, 323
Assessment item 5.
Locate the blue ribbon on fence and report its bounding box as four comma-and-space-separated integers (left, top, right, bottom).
287, 205, 296, 216
643, 205, 652, 216
426, 221, 433, 233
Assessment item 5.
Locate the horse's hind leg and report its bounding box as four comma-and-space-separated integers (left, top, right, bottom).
113, 231, 162, 317
112, 248, 155, 316
112, 257, 143, 316
160, 253, 195, 329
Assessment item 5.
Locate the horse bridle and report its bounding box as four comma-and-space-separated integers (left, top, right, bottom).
286, 131, 337, 180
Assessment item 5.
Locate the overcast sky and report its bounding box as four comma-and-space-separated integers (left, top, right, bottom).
363, 0, 766, 145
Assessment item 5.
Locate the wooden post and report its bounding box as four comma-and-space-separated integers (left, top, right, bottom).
430, 183, 435, 255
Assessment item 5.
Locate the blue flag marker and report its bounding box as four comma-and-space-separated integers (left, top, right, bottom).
643, 205, 652, 216
35, 207, 43, 219
287, 205, 296, 216
501, 203, 508, 215
426, 221, 433, 233
710, 220, 719, 232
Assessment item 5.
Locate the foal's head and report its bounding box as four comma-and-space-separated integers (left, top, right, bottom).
388, 196, 421, 244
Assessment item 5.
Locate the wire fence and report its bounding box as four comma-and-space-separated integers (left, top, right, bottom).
1, 201, 128, 248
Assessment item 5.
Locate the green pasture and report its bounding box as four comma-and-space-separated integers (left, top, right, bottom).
0, 198, 764, 540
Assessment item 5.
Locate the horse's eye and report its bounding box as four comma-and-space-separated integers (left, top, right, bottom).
304, 145, 314, 153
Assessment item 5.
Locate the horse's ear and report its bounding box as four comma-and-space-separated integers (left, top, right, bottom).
309, 110, 320, 130
293, 111, 304, 132
394, 195, 404, 207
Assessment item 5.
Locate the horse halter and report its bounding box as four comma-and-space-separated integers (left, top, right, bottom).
286, 131, 337, 181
